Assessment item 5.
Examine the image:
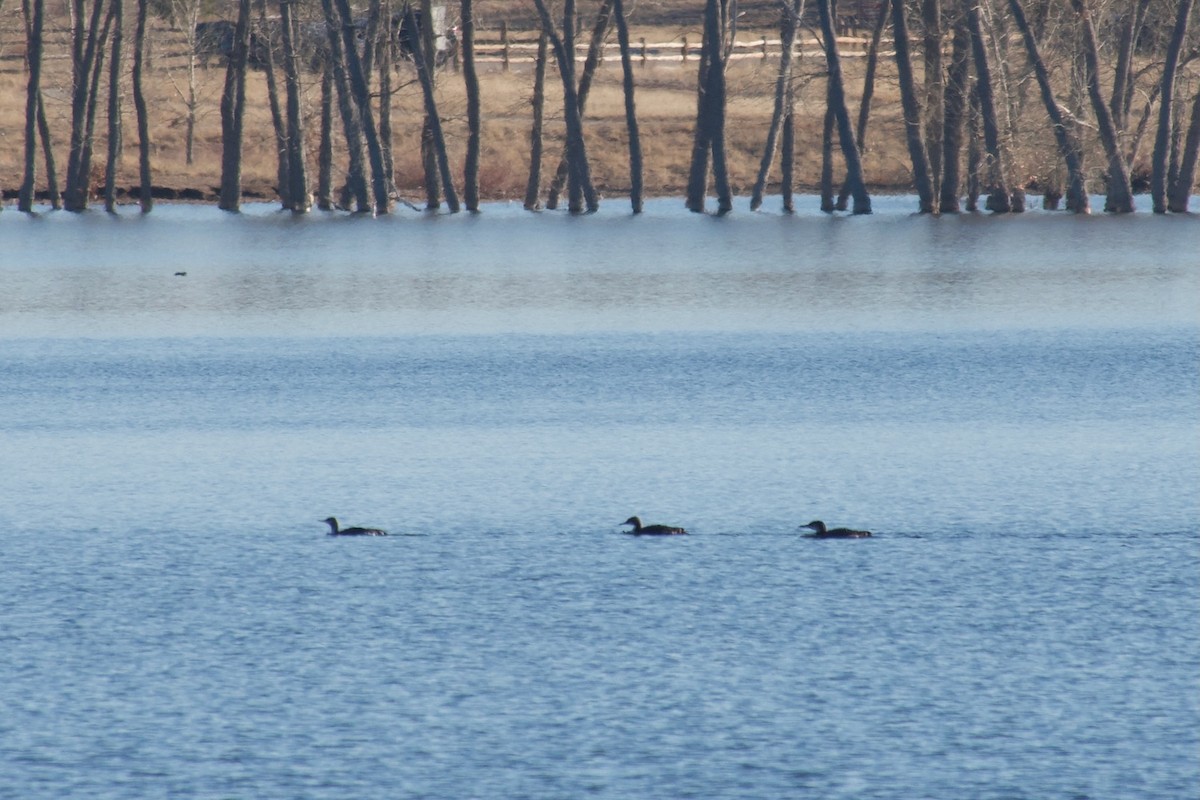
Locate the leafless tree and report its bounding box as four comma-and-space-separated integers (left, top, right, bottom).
462, 0, 482, 210
816, 0, 873, 214
1150, 0, 1194, 213
612, 0, 644, 212
18, 0, 46, 211
218, 0, 251, 211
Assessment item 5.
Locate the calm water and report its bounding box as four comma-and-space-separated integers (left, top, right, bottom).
2, 197, 1198, 799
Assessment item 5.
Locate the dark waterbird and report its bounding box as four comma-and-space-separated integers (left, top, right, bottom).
801, 520, 872, 539
323, 517, 388, 536
622, 516, 687, 535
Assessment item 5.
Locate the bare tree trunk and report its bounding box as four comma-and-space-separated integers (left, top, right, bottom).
65, 0, 111, 211
612, 0, 643, 212
131, 0, 151, 212
685, 42, 712, 211
1169, 86, 1200, 212
524, 30, 548, 210
1110, 0, 1150, 131
820, 100, 835, 212
751, 0, 800, 211
531, 0, 599, 212
37, 94, 61, 208
378, 12, 396, 199
1007, 0, 1088, 212
966, 85, 981, 211
939, 6, 969, 213
259, 2, 292, 208
893, 0, 933, 212
419, 0, 440, 208
218, 0, 251, 211
319, 0, 367, 211
1150, 0, 1193, 213
279, 0, 310, 212
332, 0, 390, 213
179, 0, 198, 165
317, 60, 335, 210
404, 3, 460, 211
462, 0, 481, 210
547, 0, 613, 210
837, 0, 887, 210
921, 0, 943, 199
964, 0, 1009, 212
703, 0, 732, 213
103, 0, 123, 213
79, 5, 114, 204
781, 84, 795, 212
816, 0, 870, 213
1068, 0, 1134, 213
19, 0, 45, 212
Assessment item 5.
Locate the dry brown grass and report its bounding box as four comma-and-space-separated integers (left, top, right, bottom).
0, 3, 1172, 206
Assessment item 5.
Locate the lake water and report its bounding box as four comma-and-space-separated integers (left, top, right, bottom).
1, 197, 1198, 799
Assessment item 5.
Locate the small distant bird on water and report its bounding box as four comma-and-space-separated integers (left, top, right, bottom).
622, 516, 687, 536
174, 271, 187, 276
323, 517, 388, 536
801, 520, 872, 539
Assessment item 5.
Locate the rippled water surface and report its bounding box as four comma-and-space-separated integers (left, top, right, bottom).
2, 198, 1198, 799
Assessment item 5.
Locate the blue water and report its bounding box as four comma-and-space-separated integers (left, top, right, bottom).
1, 198, 1198, 799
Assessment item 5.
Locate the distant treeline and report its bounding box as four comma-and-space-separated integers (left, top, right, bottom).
6, 0, 1199, 215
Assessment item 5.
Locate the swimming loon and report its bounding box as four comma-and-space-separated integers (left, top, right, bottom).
802, 520, 871, 539
323, 517, 388, 536
622, 516, 687, 535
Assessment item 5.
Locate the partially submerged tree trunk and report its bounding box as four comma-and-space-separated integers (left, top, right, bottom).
965, 86, 981, 211
920, 0, 943, 200
781, 84, 795, 213
837, 0, 887, 210
317, 60, 335, 210
531, 0, 599, 212
685, 0, 732, 214
331, 0, 390, 213
19, 0, 45, 212
891, 0, 933, 212
278, 0, 310, 212
259, 3, 292, 207
820, 100, 835, 212
939, 5, 969, 213
751, 0, 800, 211
319, 0, 368, 211
524, 30, 548, 210
964, 0, 1009, 213
377, 0, 396, 198
546, 0, 614, 210
37, 94, 61, 209
103, 0, 123, 213
1168, 87, 1200, 213
218, 0, 251, 211
1150, 0, 1193, 213
403, 3, 460, 211
815, 0, 869, 213
131, 0, 152, 212
462, 0, 482, 211
1068, 0, 1134, 213
64, 0, 113, 211
684, 36, 712, 211
612, 0, 643, 212
1008, 0, 1088, 213
416, 0, 442, 208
